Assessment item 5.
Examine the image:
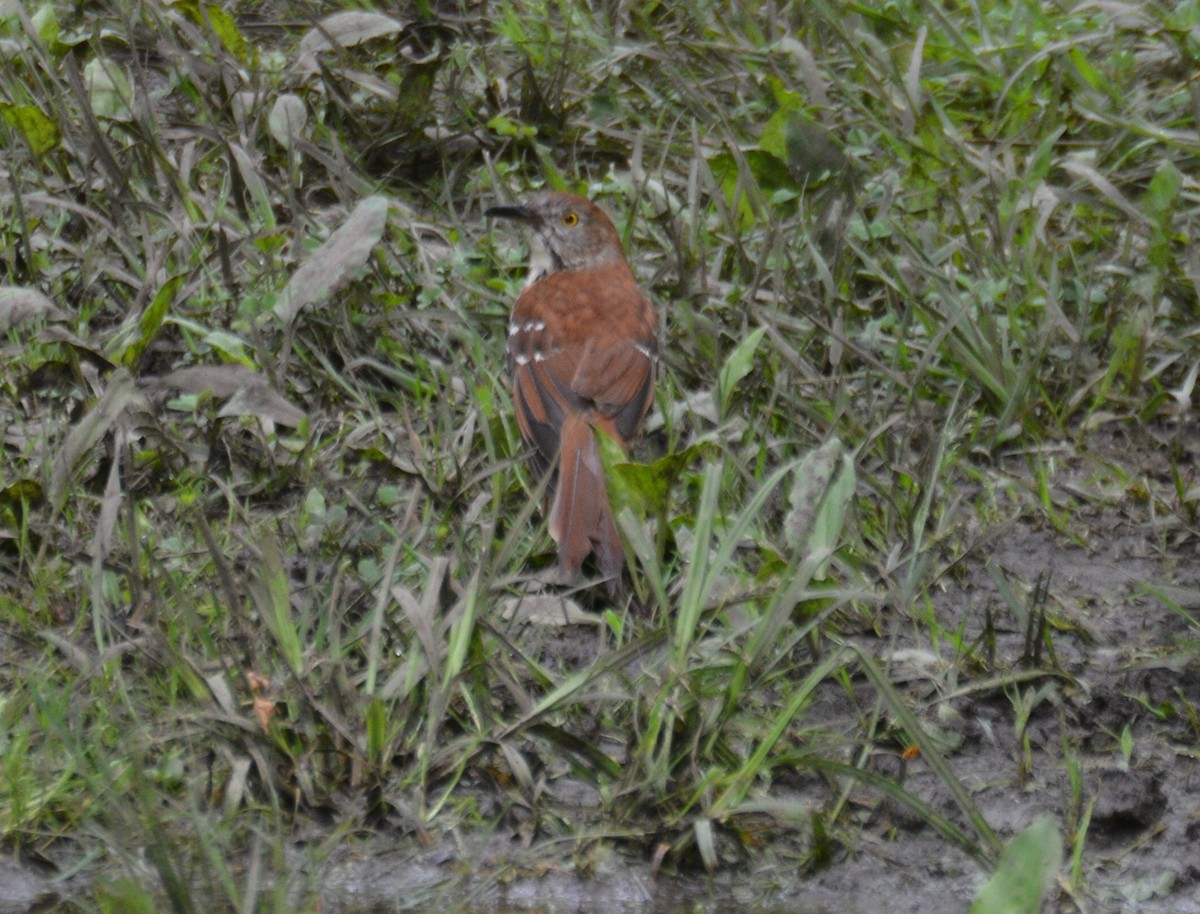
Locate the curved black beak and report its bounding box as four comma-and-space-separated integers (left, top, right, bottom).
485, 203, 535, 222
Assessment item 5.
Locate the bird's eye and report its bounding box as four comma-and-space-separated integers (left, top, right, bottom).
561, 210, 579, 227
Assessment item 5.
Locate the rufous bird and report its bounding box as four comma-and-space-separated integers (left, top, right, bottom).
487, 191, 659, 595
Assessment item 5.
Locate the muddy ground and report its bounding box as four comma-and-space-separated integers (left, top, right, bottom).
3, 427, 1199, 914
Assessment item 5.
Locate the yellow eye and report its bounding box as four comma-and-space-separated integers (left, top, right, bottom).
561, 210, 579, 227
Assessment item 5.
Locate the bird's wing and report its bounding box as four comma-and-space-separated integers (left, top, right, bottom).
509, 316, 586, 474
509, 272, 656, 457
570, 334, 657, 443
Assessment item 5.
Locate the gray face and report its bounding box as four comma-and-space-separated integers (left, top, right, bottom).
488, 191, 625, 283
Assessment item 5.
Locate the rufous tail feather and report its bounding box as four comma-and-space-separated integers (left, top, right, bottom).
549, 416, 624, 593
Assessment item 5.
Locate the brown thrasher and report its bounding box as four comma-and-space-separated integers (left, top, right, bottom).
487, 191, 658, 595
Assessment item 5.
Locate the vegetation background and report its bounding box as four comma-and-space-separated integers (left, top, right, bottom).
1, 0, 1197, 911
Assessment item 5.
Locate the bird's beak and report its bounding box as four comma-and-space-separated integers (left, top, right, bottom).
486, 203, 535, 222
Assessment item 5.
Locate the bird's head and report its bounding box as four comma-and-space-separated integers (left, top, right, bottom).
487, 191, 625, 283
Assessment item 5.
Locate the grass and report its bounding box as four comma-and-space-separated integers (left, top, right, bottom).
2, 0, 1198, 911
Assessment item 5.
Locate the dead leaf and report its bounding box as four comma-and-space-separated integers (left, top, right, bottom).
0, 286, 66, 331
273, 195, 389, 326
499, 594, 599, 626
229, 142, 272, 218
223, 756, 252, 814
206, 672, 237, 716
149, 364, 258, 399
1061, 155, 1150, 226
268, 93, 307, 149
48, 369, 142, 512
217, 382, 307, 428
148, 364, 307, 428
294, 12, 407, 76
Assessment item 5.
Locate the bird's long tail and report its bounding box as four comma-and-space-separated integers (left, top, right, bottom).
549, 415, 624, 594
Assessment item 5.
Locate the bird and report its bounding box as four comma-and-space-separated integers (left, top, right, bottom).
487, 191, 659, 596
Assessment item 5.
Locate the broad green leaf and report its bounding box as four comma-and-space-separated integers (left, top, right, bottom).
785, 439, 855, 579
1025, 126, 1064, 187
84, 57, 135, 121
172, 0, 250, 61
808, 449, 854, 581
0, 103, 60, 156
708, 151, 748, 226
202, 3, 250, 62
1143, 159, 1181, 223
96, 878, 157, 914
784, 439, 843, 551
1144, 160, 1181, 270
968, 818, 1062, 914
760, 77, 807, 161
744, 148, 795, 192
709, 149, 795, 228
31, 3, 59, 47
602, 440, 713, 521
716, 326, 766, 418
1068, 47, 1106, 94
762, 81, 846, 188
200, 329, 254, 367
487, 114, 537, 139
118, 275, 183, 367
249, 534, 304, 675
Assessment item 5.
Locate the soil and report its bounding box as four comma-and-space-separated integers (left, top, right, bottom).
4, 430, 1199, 914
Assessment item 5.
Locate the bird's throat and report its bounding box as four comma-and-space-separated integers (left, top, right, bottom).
524, 236, 563, 286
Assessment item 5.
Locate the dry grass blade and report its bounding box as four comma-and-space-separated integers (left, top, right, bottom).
852, 646, 1002, 861
47, 370, 140, 512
